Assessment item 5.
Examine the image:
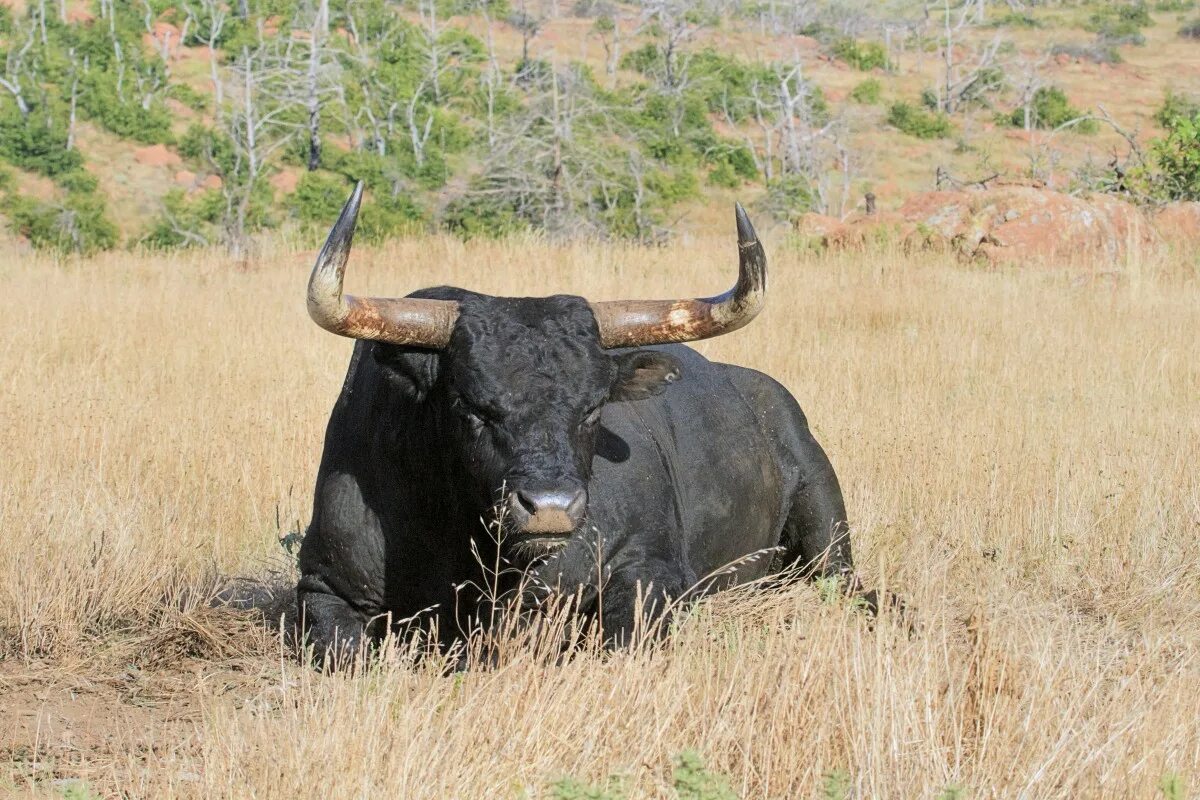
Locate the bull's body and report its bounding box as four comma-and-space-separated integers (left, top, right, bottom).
297, 189, 865, 664
298, 293, 851, 655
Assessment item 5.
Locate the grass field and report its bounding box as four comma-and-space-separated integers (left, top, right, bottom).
1, 231, 1197, 798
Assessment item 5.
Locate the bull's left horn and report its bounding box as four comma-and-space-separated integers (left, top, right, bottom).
589, 203, 767, 349
307, 182, 458, 348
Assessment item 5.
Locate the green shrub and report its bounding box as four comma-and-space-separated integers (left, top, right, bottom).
831, 37, 890, 71
1009, 86, 1097, 132
986, 11, 1041, 28
56, 170, 99, 194
548, 777, 626, 800
167, 83, 208, 112
78, 72, 174, 144
0, 111, 84, 177
139, 188, 222, 249
1086, 3, 1151, 42
4, 191, 118, 255
1050, 40, 1123, 64
887, 101, 952, 138
673, 751, 736, 800
850, 78, 882, 104
762, 174, 817, 220
179, 123, 236, 174
821, 769, 851, 800
1154, 89, 1200, 127
289, 171, 352, 225
1150, 111, 1200, 200
442, 192, 526, 239
357, 192, 425, 242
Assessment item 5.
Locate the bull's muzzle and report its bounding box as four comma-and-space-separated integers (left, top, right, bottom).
506, 486, 587, 535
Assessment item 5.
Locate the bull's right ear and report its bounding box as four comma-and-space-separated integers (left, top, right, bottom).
373, 344, 440, 403
610, 350, 682, 401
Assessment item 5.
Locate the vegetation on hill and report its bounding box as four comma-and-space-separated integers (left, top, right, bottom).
0, 0, 1196, 255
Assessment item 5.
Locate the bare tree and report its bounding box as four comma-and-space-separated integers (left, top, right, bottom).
742, 55, 856, 216
458, 64, 661, 240
208, 41, 299, 257
933, 0, 1006, 114
0, 17, 36, 119
291, 0, 340, 170
184, 0, 227, 121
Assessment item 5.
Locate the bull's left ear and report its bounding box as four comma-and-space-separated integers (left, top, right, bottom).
610, 351, 682, 401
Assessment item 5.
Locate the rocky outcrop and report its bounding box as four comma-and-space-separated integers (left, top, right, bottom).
796, 185, 1193, 265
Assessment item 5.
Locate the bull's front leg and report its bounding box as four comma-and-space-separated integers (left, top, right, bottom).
296, 574, 375, 669
594, 560, 697, 648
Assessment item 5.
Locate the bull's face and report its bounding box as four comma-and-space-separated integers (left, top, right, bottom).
440, 295, 680, 541
308, 183, 766, 549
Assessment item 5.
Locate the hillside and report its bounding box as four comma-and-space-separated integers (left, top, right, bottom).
1, 0, 1198, 253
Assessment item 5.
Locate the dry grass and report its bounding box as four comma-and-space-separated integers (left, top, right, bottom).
0, 232, 1198, 799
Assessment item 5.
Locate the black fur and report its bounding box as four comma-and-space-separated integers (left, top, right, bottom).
297, 288, 859, 665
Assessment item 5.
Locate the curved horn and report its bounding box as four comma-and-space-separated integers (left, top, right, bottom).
590, 203, 767, 349
307, 182, 458, 348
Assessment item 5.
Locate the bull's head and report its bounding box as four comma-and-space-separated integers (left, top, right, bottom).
307, 183, 766, 549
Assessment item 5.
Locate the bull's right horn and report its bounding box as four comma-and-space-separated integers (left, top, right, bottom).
307, 182, 459, 348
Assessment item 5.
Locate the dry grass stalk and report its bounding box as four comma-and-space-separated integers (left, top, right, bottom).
0, 234, 1197, 798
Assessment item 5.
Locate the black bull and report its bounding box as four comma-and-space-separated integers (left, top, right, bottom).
298, 185, 872, 664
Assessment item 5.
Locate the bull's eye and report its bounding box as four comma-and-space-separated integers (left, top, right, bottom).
452, 398, 487, 431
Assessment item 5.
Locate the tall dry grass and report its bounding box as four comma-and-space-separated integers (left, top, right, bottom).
0, 231, 1197, 799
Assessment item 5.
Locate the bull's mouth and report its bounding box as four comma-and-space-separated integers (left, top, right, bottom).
507, 530, 573, 562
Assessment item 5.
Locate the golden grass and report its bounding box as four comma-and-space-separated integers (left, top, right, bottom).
0, 233, 1198, 798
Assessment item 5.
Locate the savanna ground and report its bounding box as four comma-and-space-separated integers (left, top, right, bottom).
1, 229, 1198, 799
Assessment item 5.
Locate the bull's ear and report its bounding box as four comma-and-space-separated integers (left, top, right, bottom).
374, 343, 440, 402
610, 351, 682, 401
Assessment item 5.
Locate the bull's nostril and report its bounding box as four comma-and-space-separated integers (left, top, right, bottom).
515, 490, 539, 515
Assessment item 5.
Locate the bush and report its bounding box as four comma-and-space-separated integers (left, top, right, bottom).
1151, 111, 1200, 200
289, 171, 352, 225
887, 101, 952, 139
1154, 89, 1200, 128
79, 73, 174, 144
1085, 3, 1151, 42
1050, 40, 1123, 64
167, 83, 208, 112
56, 170, 99, 195
138, 188, 222, 249
1181, 17, 1200, 38
761, 174, 817, 220
0, 111, 84, 177
1009, 86, 1097, 132
441, 191, 527, 238
357, 192, 425, 242
831, 38, 890, 71
4, 191, 118, 255
850, 78, 882, 104
986, 11, 1041, 28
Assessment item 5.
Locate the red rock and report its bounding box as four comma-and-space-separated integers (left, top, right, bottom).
174, 169, 196, 187
1153, 202, 1200, 246
823, 186, 1163, 265
134, 144, 182, 167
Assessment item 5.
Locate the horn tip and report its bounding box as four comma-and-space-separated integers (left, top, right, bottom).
734, 202, 757, 245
